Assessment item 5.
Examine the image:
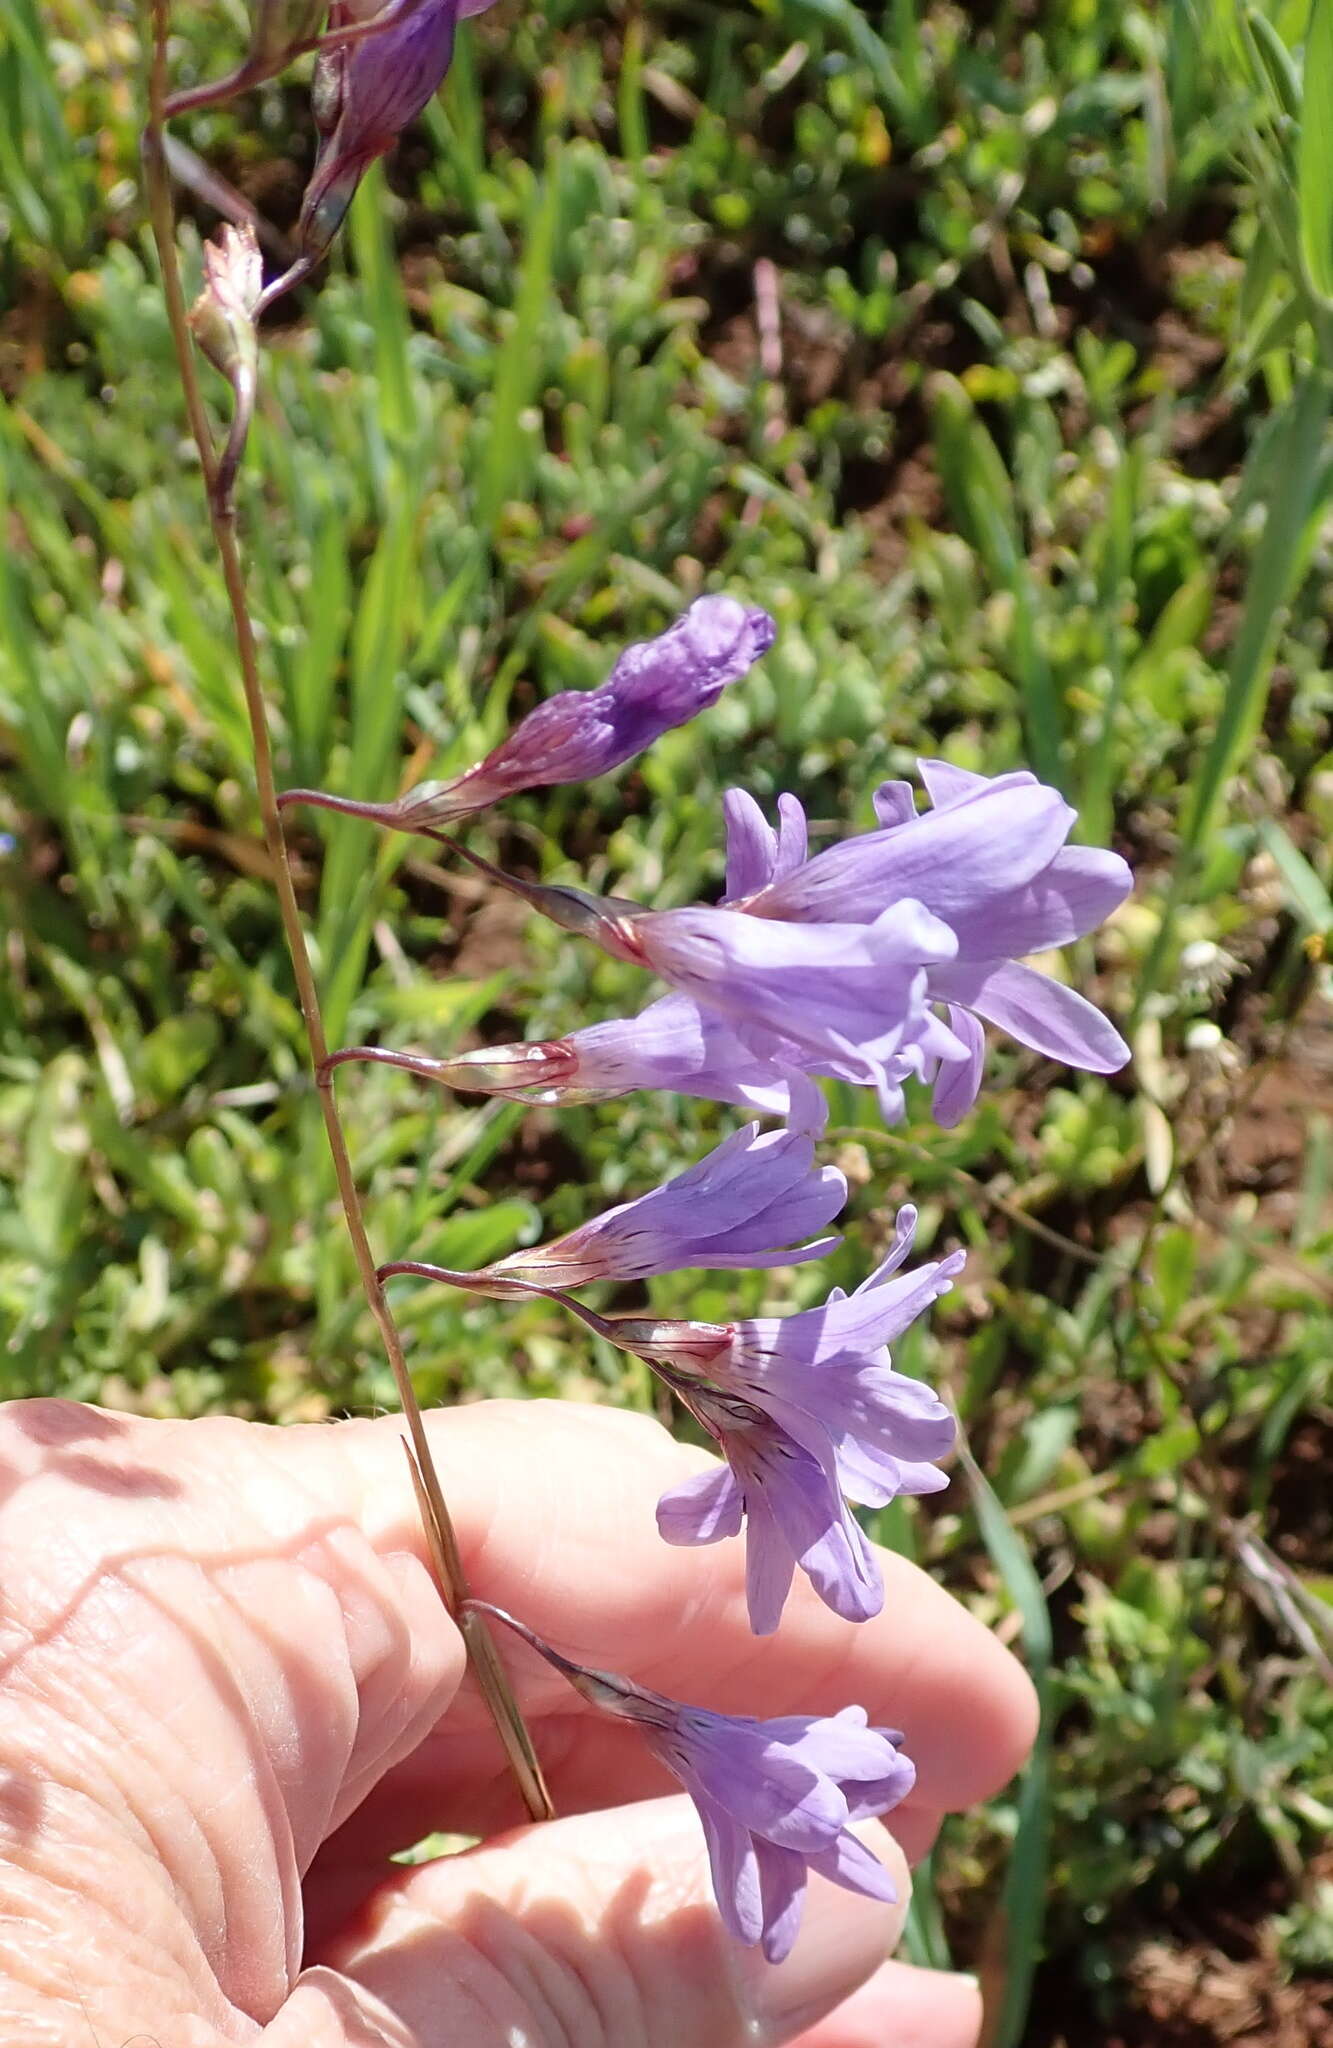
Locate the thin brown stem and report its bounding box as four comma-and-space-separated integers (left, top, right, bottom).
142, 7, 552, 1823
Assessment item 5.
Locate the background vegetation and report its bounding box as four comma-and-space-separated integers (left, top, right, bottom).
3, 0, 1333, 2041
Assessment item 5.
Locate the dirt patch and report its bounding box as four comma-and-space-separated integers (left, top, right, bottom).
1119, 1940, 1333, 2046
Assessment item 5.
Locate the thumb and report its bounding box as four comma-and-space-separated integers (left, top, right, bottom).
261, 1795, 910, 2048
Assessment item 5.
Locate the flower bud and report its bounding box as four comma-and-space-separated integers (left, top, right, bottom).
296, 0, 469, 263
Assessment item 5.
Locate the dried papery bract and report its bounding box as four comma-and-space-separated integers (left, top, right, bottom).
188, 223, 263, 507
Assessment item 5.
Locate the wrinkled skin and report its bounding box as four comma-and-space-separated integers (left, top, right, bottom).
0, 1397, 1035, 2046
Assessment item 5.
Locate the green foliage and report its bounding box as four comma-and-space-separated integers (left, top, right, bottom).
3, 3, 1333, 2044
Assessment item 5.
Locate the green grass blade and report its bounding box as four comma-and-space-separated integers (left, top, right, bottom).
1299, 0, 1333, 303
474, 157, 560, 542
1256, 815, 1333, 936
1182, 370, 1330, 855
957, 1437, 1054, 2048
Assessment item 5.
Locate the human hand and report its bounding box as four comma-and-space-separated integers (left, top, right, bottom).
0, 1396, 1035, 2047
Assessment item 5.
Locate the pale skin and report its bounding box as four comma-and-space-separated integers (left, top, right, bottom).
0, 1397, 1037, 2048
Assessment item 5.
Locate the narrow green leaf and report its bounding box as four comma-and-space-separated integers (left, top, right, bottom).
1257, 815, 1333, 933
475, 159, 560, 540
957, 1437, 1053, 2048
1299, 0, 1333, 302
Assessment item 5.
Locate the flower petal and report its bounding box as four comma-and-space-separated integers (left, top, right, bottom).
753, 779, 1075, 927
724, 787, 780, 899
807, 1828, 900, 1903
946, 844, 1132, 960
931, 1003, 986, 1127
695, 1797, 765, 1946
743, 1488, 798, 1637
871, 780, 917, 828
656, 1464, 744, 1545
755, 1839, 809, 1963
929, 958, 1130, 1072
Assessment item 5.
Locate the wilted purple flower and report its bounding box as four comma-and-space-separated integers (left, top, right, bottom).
379, 1075, 845, 1297
299, 0, 475, 261
547, 1208, 962, 1634
280, 596, 774, 831
469, 1601, 915, 1963
728, 762, 1132, 1122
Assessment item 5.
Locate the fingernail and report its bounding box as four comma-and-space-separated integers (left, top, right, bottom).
736, 1820, 908, 2045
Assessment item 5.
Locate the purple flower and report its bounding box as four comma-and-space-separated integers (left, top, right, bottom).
380, 1075, 845, 1296
618, 899, 959, 1113
727, 762, 1132, 1121
548, 1209, 962, 1634
279, 597, 774, 831
298, 0, 501, 263
330, 997, 792, 1113
486, 1075, 844, 1287
469, 1603, 915, 1964
542, 993, 794, 1111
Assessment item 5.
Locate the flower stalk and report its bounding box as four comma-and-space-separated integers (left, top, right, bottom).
141, 0, 552, 1823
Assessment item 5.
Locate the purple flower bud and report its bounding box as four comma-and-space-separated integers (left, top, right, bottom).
279, 596, 774, 831
297, 0, 483, 263
380, 1079, 845, 1297
469, 1603, 915, 1964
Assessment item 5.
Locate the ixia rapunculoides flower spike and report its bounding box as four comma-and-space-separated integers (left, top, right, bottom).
379, 1075, 845, 1296
279, 596, 775, 830
727, 763, 1133, 1123
466, 1601, 915, 1964
547, 1208, 963, 1635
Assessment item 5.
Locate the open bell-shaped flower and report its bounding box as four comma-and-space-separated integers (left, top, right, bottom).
469, 1601, 915, 1964
542, 1208, 963, 1635
725, 763, 1132, 1123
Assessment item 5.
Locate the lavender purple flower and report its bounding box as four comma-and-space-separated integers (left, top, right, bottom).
469, 1601, 915, 1963
329, 993, 794, 1114
379, 1075, 845, 1296
280, 597, 774, 831
618, 899, 959, 1113
727, 762, 1133, 1122
537, 1208, 962, 1634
